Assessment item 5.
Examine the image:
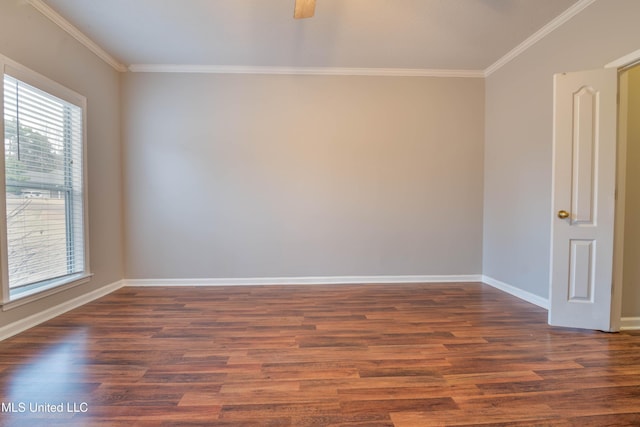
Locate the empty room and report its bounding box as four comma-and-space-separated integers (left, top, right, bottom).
0, 0, 640, 425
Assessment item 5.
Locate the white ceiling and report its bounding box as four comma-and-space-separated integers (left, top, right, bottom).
40, 0, 580, 72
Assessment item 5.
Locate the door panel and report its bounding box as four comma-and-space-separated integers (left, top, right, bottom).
549, 68, 617, 330
571, 86, 597, 225
568, 239, 594, 302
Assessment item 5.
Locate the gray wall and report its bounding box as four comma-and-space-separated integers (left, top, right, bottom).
122, 73, 484, 279
483, 0, 640, 299
0, 1, 123, 326
5, 0, 637, 329
623, 67, 640, 317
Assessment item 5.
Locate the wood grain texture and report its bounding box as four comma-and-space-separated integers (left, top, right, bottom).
0, 283, 639, 426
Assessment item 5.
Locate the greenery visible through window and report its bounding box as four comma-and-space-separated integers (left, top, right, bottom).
3, 73, 86, 300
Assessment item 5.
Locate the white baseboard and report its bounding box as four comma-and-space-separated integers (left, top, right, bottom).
620, 317, 640, 331
1, 275, 631, 339
0, 280, 125, 341
125, 274, 483, 287
482, 275, 549, 310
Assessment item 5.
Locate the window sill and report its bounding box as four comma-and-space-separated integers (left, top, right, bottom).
2, 273, 93, 311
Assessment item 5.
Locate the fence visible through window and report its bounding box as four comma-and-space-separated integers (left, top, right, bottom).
3, 74, 85, 298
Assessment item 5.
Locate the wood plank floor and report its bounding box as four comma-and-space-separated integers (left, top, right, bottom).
1, 283, 640, 426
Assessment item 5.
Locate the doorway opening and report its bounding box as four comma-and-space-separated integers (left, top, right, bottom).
615, 64, 640, 330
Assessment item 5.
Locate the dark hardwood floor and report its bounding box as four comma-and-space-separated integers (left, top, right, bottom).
1, 283, 639, 426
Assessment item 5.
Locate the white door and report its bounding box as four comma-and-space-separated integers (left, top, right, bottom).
549, 68, 618, 331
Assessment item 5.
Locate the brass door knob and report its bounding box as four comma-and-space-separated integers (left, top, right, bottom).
557, 210, 570, 219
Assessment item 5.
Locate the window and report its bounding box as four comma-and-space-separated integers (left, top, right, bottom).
1, 60, 89, 303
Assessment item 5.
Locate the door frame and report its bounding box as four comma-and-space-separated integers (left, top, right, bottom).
607, 49, 640, 331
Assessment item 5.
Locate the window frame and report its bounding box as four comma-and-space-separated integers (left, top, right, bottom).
0, 54, 91, 309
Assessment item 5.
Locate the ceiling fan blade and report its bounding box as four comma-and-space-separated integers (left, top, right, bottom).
294, 0, 315, 19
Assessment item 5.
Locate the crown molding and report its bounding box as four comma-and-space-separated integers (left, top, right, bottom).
27, 0, 128, 72
605, 48, 640, 70
484, 0, 598, 77
127, 64, 485, 78
27, 0, 595, 78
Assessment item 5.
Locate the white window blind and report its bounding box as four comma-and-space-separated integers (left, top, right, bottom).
3, 74, 85, 297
